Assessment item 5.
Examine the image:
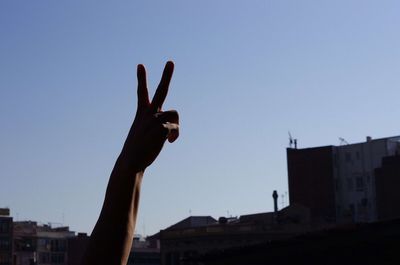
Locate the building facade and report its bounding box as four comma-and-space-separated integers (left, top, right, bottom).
160, 206, 312, 265
375, 155, 400, 220
287, 146, 336, 223
287, 135, 400, 224
0, 209, 13, 265
128, 235, 160, 265
66, 233, 89, 265
13, 221, 75, 265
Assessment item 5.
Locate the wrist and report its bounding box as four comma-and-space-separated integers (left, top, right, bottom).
115, 152, 146, 175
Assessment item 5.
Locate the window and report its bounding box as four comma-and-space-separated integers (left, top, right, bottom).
335, 178, 341, 191
51, 239, 66, 252
39, 252, 50, 264
349, 204, 355, 215
38, 238, 51, 250
0, 222, 10, 233
345, 152, 352, 163
356, 177, 364, 191
334, 153, 339, 167
51, 253, 65, 264
15, 238, 35, 251
0, 254, 10, 265
361, 198, 368, 207
346, 178, 353, 191
357, 202, 362, 212
0, 238, 10, 251
165, 253, 172, 265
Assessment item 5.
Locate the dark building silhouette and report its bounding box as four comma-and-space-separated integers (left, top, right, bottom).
287, 146, 336, 223
67, 233, 90, 265
155, 135, 400, 265
375, 155, 400, 220
0, 208, 13, 265
159, 206, 312, 265
286, 135, 400, 224
127, 234, 161, 265
128, 248, 160, 265
192, 219, 400, 265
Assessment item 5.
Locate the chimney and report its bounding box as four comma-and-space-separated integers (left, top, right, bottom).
366, 136, 372, 142
0, 208, 10, 216
272, 190, 278, 213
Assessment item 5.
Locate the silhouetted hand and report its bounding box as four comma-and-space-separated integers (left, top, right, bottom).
119, 61, 179, 172
82, 61, 179, 265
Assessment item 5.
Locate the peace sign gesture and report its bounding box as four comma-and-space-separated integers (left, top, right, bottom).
120, 61, 180, 172
82, 61, 180, 265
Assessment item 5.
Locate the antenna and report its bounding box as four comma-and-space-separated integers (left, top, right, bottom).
289, 132, 298, 149
339, 137, 349, 145
288, 132, 294, 148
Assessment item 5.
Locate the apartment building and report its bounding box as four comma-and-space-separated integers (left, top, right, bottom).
287, 135, 400, 223
13, 221, 74, 265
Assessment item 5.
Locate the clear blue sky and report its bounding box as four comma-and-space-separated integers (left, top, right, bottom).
1, 0, 400, 236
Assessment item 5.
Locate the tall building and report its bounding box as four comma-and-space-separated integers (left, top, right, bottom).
0, 208, 13, 265
287, 145, 336, 223
375, 155, 400, 220
287, 135, 400, 224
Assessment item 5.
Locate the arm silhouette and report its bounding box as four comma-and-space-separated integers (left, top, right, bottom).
81, 61, 179, 265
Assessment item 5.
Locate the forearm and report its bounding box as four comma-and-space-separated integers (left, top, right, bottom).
81, 61, 178, 265
82, 156, 143, 265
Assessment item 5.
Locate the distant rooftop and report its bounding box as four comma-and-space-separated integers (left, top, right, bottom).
288, 135, 400, 150
164, 216, 218, 231
0, 208, 10, 216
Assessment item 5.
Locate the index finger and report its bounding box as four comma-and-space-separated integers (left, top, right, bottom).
151, 61, 174, 112
137, 64, 150, 109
